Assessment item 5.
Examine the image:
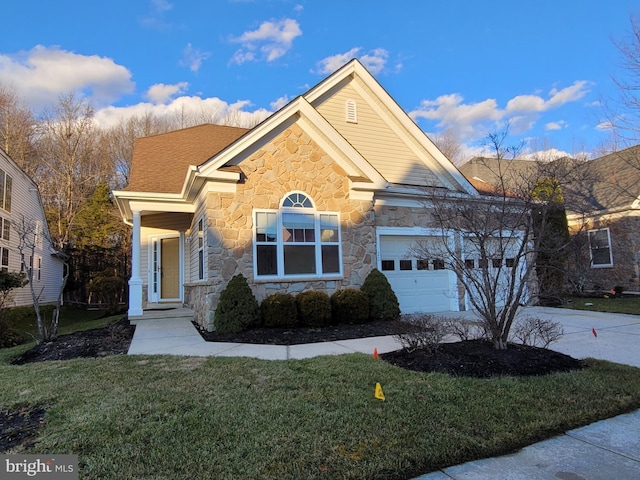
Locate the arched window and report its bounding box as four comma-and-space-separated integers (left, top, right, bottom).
254, 192, 341, 278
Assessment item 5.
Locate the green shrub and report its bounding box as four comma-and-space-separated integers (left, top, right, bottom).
88, 271, 126, 314
296, 290, 332, 327
361, 268, 400, 321
261, 293, 298, 328
214, 274, 260, 334
331, 289, 370, 325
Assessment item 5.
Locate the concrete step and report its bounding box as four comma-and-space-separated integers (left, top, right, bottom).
129, 305, 194, 324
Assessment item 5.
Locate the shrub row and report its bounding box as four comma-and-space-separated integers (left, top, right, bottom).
214, 269, 400, 334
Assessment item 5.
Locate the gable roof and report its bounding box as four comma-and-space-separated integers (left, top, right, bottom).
459, 146, 640, 214
125, 124, 249, 193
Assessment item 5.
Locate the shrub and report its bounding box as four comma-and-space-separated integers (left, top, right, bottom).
296, 290, 332, 327
331, 289, 369, 325
261, 293, 298, 328
512, 317, 564, 348
361, 269, 400, 321
214, 274, 260, 334
394, 314, 449, 353
88, 271, 126, 314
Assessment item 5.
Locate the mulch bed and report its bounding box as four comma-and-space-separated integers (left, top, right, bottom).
0, 405, 47, 453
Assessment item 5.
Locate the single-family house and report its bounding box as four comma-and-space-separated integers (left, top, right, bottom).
460, 148, 640, 294
113, 59, 486, 330
0, 147, 65, 307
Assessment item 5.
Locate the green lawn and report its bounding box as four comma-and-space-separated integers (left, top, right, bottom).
562, 296, 640, 315
1, 349, 640, 479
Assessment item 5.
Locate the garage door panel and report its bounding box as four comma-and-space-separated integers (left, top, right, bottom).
380, 235, 458, 314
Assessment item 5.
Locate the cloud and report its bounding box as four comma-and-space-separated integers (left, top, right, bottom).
93, 95, 272, 130
410, 81, 592, 142
545, 120, 568, 131
0, 45, 134, 110
141, 0, 174, 30
180, 44, 211, 72
230, 19, 302, 64
145, 82, 189, 104
270, 95, 290, 111
315, 48, 390, 75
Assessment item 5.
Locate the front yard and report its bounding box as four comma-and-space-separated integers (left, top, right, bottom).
562, 295, 640, 315
2, 351, 640, 479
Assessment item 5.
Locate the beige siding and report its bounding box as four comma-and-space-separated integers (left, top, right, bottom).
315, 82, 444, 187
0, 151, 64, 307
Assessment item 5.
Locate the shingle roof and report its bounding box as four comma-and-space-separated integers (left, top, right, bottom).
125, 124, 249, 193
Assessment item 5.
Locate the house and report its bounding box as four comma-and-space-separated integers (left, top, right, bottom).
459, 148, 640, 294
0, 147, 65, 307
113, 59, 486, 330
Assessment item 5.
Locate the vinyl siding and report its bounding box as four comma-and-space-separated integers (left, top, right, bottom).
0, 150, 64, 307
315, 82, 445, 187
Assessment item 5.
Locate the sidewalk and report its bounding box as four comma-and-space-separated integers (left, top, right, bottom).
128, 306, 640, 479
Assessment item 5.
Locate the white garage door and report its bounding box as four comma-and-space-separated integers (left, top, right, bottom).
379, 235, 458, 314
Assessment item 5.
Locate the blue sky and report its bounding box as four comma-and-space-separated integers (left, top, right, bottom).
1, 0, 638, 161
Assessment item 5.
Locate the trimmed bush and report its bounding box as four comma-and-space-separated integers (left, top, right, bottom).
331, 289, 370, 325
261, 293, 298, 328
296, 290, 332, 327
361, 269, 400, 321
214, 274, 260, 334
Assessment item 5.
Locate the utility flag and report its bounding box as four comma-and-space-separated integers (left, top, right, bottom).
592, 328, 598, 337
375, 383, 385, 401
373, 348, 379, 360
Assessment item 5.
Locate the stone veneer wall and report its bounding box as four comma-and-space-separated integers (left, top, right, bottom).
580, 215, 640, 292
186, 124, 378, 330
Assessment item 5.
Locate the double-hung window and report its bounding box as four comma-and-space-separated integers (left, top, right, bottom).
588, 228, 613, 267
254, 192, 341, 279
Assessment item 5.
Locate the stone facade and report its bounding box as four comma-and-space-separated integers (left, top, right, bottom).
186, 124, 380, 330
574, 214, 640, 293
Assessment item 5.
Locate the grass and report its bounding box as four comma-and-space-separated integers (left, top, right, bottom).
1, 350, 640, 479
562, 295, 640, 315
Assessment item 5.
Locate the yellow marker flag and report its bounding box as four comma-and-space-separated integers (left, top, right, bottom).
375, 382, 385, 401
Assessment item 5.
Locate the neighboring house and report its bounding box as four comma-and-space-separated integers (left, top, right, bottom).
459, 147, 640, 293
0, 148, 65, 307
113, 59, 485, 330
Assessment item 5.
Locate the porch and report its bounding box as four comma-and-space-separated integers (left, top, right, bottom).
129, 303, 195, 325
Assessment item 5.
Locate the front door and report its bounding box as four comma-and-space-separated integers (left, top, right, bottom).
151, 236, 181, 302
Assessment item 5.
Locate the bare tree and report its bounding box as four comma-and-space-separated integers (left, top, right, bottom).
34, 93, 111, 249
414, 130, 582, 349
431, 129, 465, 166
0, 84, 38, 177
13, 214, 68, 343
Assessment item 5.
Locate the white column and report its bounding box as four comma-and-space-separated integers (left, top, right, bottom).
128, 210, 143, 317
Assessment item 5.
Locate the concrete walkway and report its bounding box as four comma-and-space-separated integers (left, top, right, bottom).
128, 306, 640, 479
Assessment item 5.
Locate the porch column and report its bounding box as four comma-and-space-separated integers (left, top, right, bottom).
128, 209, 143, 316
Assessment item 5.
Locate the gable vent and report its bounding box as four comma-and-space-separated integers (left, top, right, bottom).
345, 99, 358, 123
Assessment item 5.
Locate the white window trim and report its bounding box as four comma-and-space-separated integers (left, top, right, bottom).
588, 227, 613, 268
253, 193, 342, 280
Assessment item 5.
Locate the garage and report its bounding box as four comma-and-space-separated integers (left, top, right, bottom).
378, 235, 459, 314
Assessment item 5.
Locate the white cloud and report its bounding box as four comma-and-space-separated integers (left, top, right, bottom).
145, 82, 189, 104
180, 43, 211, 72
410, 81, 592, 143
230, 19, 302, 64
545, 120, 567, 131
93, 95, 272, 130
315, 48, 389, 75
141, 0, 174, 30
270, 95, 290, 111
0, 45, 134, 110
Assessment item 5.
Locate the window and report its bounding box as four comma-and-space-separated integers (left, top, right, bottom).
0, 247, 8, 272
345, 99, 358, 123
399, 260, 412, 271
0, 170, 12, 212
505, 258, 516, 268
254, 193, 341, 279
381, 260, 395, 271
197, 218, 205, 280
433, 259, 445, 270
0, 218, 9, 241
417, 259, 429, 270
589, 228, 613, 267
492, 258, 503, 268
464, 259, 475, 269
